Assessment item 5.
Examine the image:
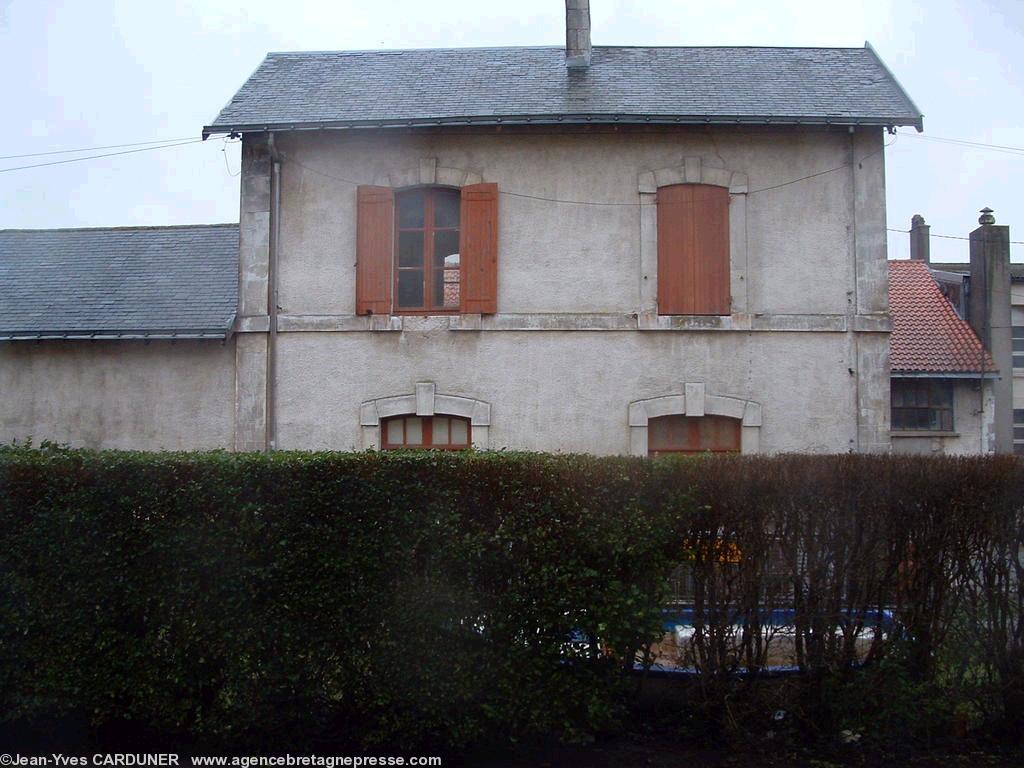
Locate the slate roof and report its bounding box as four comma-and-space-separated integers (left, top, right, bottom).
888, 260, 995, 375
204, 44, 922, 136
0, 225, 238, 340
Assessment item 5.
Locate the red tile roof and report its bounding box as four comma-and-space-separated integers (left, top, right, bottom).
888, 260, 995, 374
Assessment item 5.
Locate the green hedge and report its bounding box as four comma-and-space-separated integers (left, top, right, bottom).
1, 446, 1022, 751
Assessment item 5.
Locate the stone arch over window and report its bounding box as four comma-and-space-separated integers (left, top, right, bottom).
628, 382, 762, 455
359, 382, 491, 449
637, 157, 749, 321
374, 157, 484, 189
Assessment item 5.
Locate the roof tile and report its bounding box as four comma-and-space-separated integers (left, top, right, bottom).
888, 260, 994, 374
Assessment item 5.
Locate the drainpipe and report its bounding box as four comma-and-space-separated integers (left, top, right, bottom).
266, 132, 282, 452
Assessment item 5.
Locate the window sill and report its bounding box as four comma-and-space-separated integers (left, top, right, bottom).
891, 430, 960, 438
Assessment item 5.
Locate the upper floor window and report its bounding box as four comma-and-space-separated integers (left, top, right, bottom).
395, 188, 461, 313
381, 414, 471, 450
656, 184, 730, 316
356, 183, 498, 316
648, 414, 740, 456
891, 379, 954, 432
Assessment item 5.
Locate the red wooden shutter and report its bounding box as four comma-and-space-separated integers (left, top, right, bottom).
656, 184, 730, 315
460, 183, 498, 314
356, 185, 394, 315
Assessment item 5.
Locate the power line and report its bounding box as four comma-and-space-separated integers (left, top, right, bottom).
0, 139, 206, 173
0, 136, 199, 161
887, 228, 1024, 246
901, 132, 1024, 155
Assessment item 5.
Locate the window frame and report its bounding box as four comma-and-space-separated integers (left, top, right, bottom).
393, 186, 462, 315
647, 414, 742, 456
891, 379, 955, 433
380, 414, 472, 451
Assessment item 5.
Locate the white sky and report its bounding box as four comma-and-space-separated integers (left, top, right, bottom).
0, 0, 1021, 263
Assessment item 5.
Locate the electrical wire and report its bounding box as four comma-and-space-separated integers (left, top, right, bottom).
0, 139, 206, 173
0, 136, 199, 161
900, 132, 1024, 156
887, 228, 1024, 246
284, 151, 885, 208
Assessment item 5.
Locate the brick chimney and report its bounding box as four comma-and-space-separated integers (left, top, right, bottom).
565, 0, 591, 68
968, 207, 1013, 453
909, 214, 930, 263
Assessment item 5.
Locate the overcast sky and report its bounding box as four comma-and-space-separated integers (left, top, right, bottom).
0, 0, 1020, 263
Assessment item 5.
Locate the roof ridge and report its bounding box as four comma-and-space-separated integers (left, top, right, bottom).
0, 223, 239, 234
265, 44, 871, 57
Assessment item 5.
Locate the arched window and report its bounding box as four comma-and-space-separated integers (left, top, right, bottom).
648, 414, 740, 456
395, 187, 461, 313
381, 414, 471, 450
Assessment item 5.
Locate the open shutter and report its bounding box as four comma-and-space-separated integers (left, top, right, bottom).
460, 183, 498, 314
657, 184, 730, 315
356, 185, 394, 315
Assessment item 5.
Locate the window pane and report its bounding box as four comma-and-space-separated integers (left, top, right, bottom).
433, 189, 461, 228
935, 383, 953, 406
398, 231, 424, 268
433, 417, 450, 444
405, 417, 423, 445
398, 190, 425, 228
1013, 325, 1024, 339
1014, 409, 1024, 424
892, 386, 905, 407
1013, 340, 1024, 352
941, 410, 953, 431
450, 418, 468, 446
433, 230, 460, 268
1014, 427, 1024, 441
397, 270, 424, 308
1015, 354, 1024, 368
386, 418, 404, 446
434, 267, 461, 309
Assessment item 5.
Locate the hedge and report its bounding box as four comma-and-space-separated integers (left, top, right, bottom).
0, 445, 1022, 751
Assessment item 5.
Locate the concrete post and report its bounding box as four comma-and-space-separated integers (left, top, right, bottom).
909, 214, 930, 263
565, 0, 591, 68
968, 208, 1012, 453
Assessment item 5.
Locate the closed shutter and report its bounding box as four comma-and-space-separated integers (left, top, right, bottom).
657, 184, 730, 315
459, 183, 499, 314
356, 185, 394, 315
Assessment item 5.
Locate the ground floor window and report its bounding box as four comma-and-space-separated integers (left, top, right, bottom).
381, 414, 471, 450
648, 415, 741, 456
891, 380, 954, 432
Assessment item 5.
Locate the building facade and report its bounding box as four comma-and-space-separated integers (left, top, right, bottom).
1, 7, 925, 455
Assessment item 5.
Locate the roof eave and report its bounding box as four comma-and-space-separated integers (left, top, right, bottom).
864, 41, 924, 133
202, 113, 923, 138
891, 370, 999, 379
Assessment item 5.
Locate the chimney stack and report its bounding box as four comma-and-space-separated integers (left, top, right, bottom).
968, 207, 1013, 453
909, 214, 930, 263
565, 0, 591, 68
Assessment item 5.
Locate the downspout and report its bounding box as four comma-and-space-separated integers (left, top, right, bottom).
267, 132, 282, 452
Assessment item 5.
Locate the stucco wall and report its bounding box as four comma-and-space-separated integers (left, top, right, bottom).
272, 128, 864, 317
891, 379, 993, 455
274, 330, 859, 454
0, 340, 235, 450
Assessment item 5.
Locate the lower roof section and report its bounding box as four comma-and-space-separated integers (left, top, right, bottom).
0, 224, 238, 341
